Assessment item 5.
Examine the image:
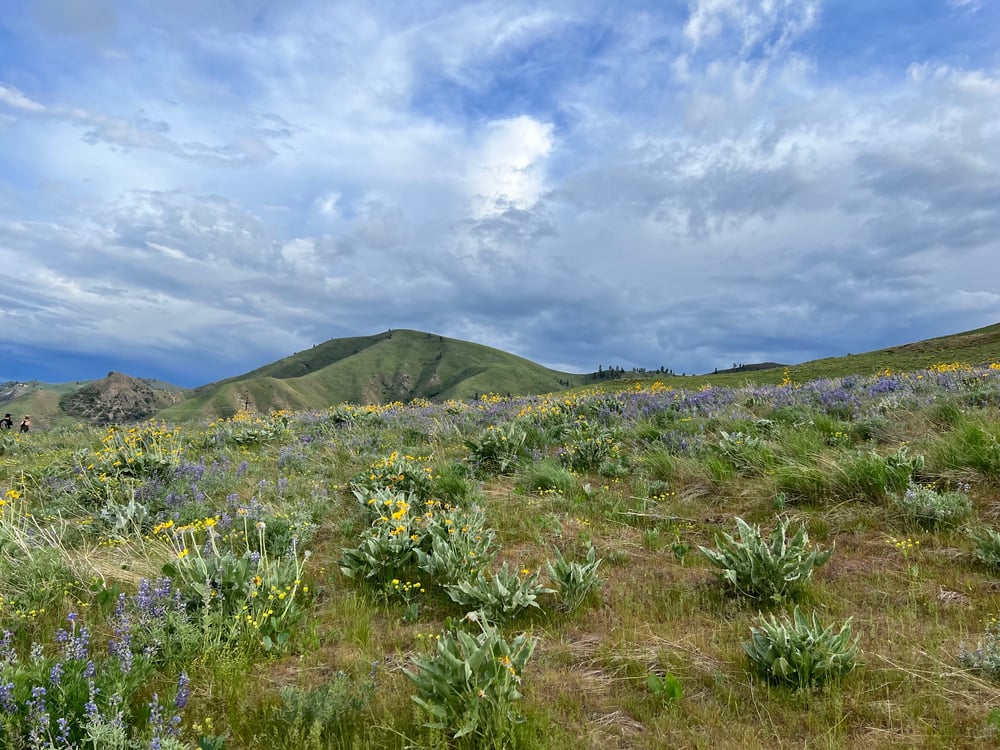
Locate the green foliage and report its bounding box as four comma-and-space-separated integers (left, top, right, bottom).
931, 420, 1000, 481
445, 562, 554, 623
835, 446, 920, 501
972, 526, 1000, 568
412, 504, 498, 585
716, 430, 773, 474
893, 482, 972, 530
343, 489, 497, 587
466, 422, 528, 475
162, 517, 310, 650
646, 671, 683, 705
560, 420, 620, 473
405, 613, 537, 740
352, 451, 434, 500
267, 672, 375, 749
518, 459, 576, 498
773, 461, 832, 504
699, 516, 833, 603
432, 462, 475, 504
545, 544, 603, 612
206, 410, 288, 448
744, 606, 860, 689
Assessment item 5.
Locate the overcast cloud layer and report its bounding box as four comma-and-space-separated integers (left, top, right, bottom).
1, 0, 998, 386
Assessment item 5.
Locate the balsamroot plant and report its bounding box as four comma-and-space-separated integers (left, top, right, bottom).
545, 544, 603, 612
412, 503, 497, 584
744, 607, 860, 689
405, 612, 537, 740
699, 516, 833, 603
465, 423, 529, 475
445, 562, 553, 623
352, 451, 434, 501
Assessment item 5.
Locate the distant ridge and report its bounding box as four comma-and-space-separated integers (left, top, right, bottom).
4, 322, 999, 425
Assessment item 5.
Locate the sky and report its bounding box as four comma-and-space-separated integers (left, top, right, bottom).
1, 0, 998, 387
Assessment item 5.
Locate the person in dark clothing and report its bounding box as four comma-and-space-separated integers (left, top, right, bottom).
19, 416, 30, 433
0, 413, 12, 430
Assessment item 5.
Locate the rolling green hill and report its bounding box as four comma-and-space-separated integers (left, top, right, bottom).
156, 330, 592, 421
7, 323, 1000, 426
589, 321, 1000, 393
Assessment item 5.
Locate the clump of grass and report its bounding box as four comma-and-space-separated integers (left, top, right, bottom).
518, 459, 576, 497
929, 419, 1000, 482
773, 460, 832, 504
265, 671, 376, 749
834, 447, 919, 501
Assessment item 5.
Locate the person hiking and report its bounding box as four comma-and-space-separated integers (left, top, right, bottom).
0, 413, 12, 430
19, 415, 30, 433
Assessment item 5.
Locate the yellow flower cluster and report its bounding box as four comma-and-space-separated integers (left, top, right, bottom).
928, 362, 972, 374
886, 536, 920, 554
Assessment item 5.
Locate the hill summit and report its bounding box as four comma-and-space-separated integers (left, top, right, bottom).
60, 371, 186, 425
158, 329, 591, 421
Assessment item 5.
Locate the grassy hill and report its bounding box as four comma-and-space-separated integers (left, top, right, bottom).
586, 321, 1000, 394
157, 330, 592, 421
7, 323, 1000, 426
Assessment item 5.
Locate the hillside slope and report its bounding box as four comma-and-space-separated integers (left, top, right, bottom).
157, 330, 590, 420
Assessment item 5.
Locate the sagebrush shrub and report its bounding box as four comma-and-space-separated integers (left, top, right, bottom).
893, 482, 972, 530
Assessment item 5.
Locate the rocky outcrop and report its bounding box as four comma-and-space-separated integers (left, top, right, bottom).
60, 372, 186, 425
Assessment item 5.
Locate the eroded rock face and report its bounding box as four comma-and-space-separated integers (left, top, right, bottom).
60, 372, 185, 425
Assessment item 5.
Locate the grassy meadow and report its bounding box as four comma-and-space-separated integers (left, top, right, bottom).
3, 362, 1000, 748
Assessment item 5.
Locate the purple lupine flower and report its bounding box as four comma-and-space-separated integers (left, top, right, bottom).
49, 662, 64, 686
56, 716, 71, 745
84, 680, 100, 718
0, 631, 15, 666
174, 671, 190, 710
0, 681, 15, 712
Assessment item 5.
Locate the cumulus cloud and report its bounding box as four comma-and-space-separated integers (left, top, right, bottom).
0, 0, 998, 385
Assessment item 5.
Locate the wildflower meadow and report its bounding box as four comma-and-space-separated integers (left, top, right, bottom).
3, 363, 1000, 747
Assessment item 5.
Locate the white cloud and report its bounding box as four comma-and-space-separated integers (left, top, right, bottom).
0, 85, 47, 112
1, 1, 998, 383
468, 116, 555, 216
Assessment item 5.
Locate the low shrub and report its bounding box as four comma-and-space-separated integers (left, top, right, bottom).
893, 482, 972, 530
